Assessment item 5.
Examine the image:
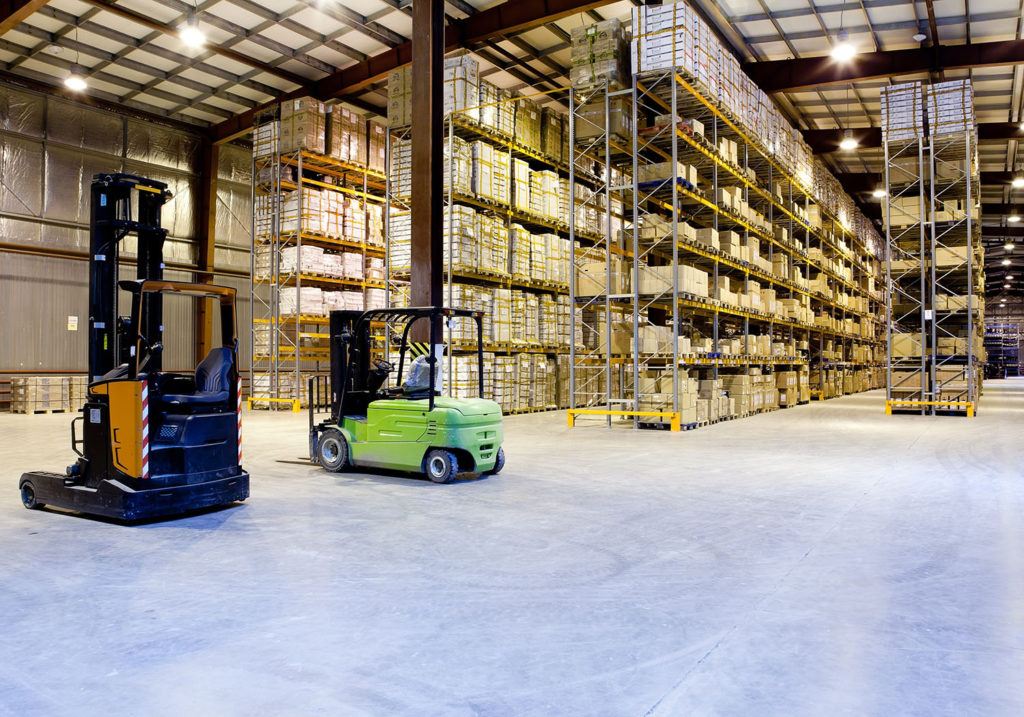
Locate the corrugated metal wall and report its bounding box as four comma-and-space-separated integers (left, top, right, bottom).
0, 82, 252, 372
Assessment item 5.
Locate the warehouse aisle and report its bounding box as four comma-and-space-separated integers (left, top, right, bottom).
2, 384, 1023, 716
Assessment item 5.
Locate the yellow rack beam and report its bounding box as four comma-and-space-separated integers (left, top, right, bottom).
248, 397, 301, 412
885, 400, 974, 417
568, 408, 682, 431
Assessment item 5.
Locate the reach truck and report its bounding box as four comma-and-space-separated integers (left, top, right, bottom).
18, 173, 250, 520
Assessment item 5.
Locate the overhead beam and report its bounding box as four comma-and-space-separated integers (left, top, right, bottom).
804, 123, 1024, 153
836, 171, 1023, 194
210, 0, 616, 143
984, 226, 1024, 238
746, 38, 1024, 93
0, 0, 47, 36
0, 67, 204, 132
79, 0, 308, 87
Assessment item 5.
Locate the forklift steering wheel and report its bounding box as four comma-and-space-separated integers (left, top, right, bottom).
373, 358, 394, 374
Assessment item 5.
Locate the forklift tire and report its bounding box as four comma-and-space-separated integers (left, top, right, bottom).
317, 428, 350, 473
20, 482, 43, 510
486, 447, 505, 475
425, 449, 459, 484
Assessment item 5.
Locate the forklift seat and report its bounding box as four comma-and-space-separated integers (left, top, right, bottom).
162, 347, 233, 408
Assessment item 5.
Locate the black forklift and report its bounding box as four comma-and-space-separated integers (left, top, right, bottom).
309, 307, 505, 482
18, 173, 250, 520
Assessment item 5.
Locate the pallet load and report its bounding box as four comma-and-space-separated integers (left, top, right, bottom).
12, 376, 69, 414
925, 80, 974, 137
880, 82, 925, 142
280, 97, 326, 154
326, 105, 368, 165
387, 54, 480, 128
570, 18, 630, 89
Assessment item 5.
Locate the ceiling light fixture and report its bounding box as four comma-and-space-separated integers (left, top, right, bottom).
872, 187, 886, 198
64, 65, 87, 91
1006, 283, 1012, 288
1009, 215, 1021, 223
1003, 258, 1013, 265
180, 9, 205, 47
913, 32, 927, 43
1006, 242, 1016, 251
64, 27, 86, 91
1012, 176, 1024, 188
831, 29, 856, 62
839, 129, 858, 151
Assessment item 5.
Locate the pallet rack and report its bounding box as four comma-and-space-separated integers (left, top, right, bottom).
884, 130, 929, 408
570, 68, 886, 429
568, 80, 631, 421
984, 323, 1020, 377
250, 108, 387, 409
883, 80, 984, 416
386, 87, 578, 414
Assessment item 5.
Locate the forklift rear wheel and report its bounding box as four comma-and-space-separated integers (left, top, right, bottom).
425, 450, 459, 484
21, 482, 42, 510
486, 447, 505, 475
317, 428, 349, 473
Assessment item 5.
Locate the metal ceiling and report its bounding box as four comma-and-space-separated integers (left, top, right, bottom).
701, 0, 1024, 296
3, 0, 1024, 291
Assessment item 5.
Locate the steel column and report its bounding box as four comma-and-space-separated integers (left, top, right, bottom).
196, 139, 219, 364
410, 0, 444, 342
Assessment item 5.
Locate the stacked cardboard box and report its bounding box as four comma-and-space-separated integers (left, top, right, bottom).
12, 376, 70, 413
280, 97, 326, 154
926, 79, 975, 137
279, 287, 324, 316
280, 245, 325, 276
515, 97, 543, 152
388, 55, 480, 128
326, 106, 367, 165
636, 262, 709, 297
254, 120, 279, 158
68, 376, 88, 411
631, 2, 695, 76
478, 81, 516, 138
471, 141, 512, 204
364, 288, 386, 311
574, 97, 633, 141
323, 290, 364, 312
570, 19, 630, 89
541, 109, 566, 164
881, 82, 925, 142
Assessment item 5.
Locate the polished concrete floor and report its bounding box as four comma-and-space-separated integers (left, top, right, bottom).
2, 381, 1023, 716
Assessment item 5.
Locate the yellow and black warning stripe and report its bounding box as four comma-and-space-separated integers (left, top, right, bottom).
407, 342, 432, 358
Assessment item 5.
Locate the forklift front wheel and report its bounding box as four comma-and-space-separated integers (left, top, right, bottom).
317, 428, 350, 473
425, 450, 459, 484
20, 482, 42, 510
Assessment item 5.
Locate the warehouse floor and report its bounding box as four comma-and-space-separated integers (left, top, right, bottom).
2, 382, 1023, 716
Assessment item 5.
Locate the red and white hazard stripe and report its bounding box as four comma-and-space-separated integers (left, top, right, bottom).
141, 381, 150, 479
237, 375, 243, 466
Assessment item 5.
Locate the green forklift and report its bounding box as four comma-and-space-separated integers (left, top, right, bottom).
309, 306, 505, 483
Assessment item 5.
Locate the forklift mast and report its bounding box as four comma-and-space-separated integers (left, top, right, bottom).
328, 309, 376, 420
88, 173, 172, 381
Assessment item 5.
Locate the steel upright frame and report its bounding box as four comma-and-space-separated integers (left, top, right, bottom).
928, 127, 981, 410
884, 135, 929, 413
